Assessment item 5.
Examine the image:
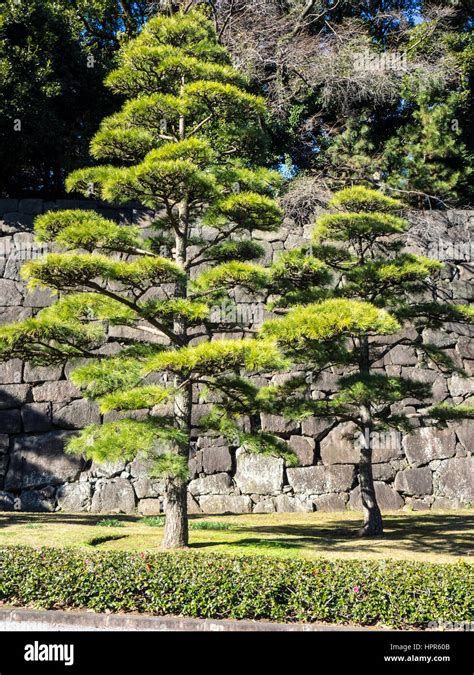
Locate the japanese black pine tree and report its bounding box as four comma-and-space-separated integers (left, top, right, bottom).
259, 186, 473, 536
0, 9, 288, 548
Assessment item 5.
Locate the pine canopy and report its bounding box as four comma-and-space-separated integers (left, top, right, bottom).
259, 185, 473, 535
0, 9, 289, 546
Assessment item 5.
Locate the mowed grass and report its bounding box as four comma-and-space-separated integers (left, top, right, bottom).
0, 510, 472, 563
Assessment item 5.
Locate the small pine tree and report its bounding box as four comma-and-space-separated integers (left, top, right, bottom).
259, 186, 473, 536
381, 24, 473, 207
383, 93, 473, 207
0, 9, 288, 549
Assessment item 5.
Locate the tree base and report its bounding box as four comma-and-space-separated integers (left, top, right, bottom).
160, 543, 189, 551
357, 522, 384, 537
161, 479, 189, 550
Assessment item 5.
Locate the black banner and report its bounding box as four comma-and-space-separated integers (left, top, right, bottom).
0, 630, 470, 674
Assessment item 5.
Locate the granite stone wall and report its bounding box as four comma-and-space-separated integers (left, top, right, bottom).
0, 198, 473, 514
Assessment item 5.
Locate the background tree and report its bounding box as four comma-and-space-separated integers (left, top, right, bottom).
0, 0, 114, 196
69, 0, 161, 40
208, 0, 473, 208
0, 0, 170, 196
381, 25, 473, 207
2, 0, 471, 203
0, 8, 291, 548
258, 186, 473, 535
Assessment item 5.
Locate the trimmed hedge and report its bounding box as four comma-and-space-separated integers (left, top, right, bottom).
0, 546, 471, 628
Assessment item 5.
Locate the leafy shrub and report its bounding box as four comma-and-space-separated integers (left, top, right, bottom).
141, 516, 166, 528
96, 519, 124, 528
0, 547, 470, 628
189, 521, 233, 531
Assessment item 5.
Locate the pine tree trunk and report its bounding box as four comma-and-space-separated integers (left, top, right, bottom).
161, 226, 191, 549
162, 476, 189, 549
161, 382, 191, 549
162, 98, 191, 550
358, 425, 383, 536
357, 335, 383, 537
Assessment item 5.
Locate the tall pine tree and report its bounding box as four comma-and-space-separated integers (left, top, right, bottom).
259, 186, 473, 535
0, 8, 289, 548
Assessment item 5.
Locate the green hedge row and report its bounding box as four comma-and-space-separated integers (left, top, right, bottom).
0, 546, 471, 627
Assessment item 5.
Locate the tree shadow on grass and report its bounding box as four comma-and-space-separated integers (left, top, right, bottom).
87, 534, 128, 547
191, 514, 473, 559
0, 512, 142, 529
0, 512, 472, 559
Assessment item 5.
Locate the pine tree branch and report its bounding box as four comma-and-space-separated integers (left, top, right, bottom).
188, 114, 213, 137
86, 282, 184, 346
186, 223, 243, 268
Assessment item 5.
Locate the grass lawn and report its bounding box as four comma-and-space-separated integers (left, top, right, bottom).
0, 510, 472, 563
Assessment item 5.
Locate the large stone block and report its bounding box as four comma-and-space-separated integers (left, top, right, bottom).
57, 483, 92, 512
91, 478, 136, 513
0, 409, 21, 433
454, 420, 473, 452
448, 374, 474, 398
386, 345, 417, 366
313, 493, 348, 511
0, 359, 23, 384
92, 460, 127, 479
0, 453, 7, 478
287, 465, 355, 495
52, 399, 101, 429
404, 428, 456, 466
349, 482, 404, 511
435, 458, 474, 503
456, 336, 474, 360
0, 491, 15, 511
21, 403, 52, 432
137, 499, 162, 515
190, 403, 212, 426
21, 488, 56, 512
201, 445, 232, 475
372, 463, 397, 482
260, 413, 298, 434
199, 495, 252, 514
129, 456, 153, 478
23, 286, 55, 308
188, 473, 234, 496
423, 329, 456, 348
253, 498, 276, 513
431, 496, 463, 510
0, 279, 22, 305
0, 307, 32, 326
197, 435, 227, 449
5, 431, 82, 490
188, 450, 203, 479
320, 422, 360, 464
0, 384, 30, 409
301, 417, 332, 439
288, 435, 315, 466
274, 494, 313, 512
23, 363, 63, 382
33, 381, 80, 403
0, 199, 19, 215
394, 467, 433, 496
133, 477, 165, 499
234, 451, 284, 494
372, 431, 403, 463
